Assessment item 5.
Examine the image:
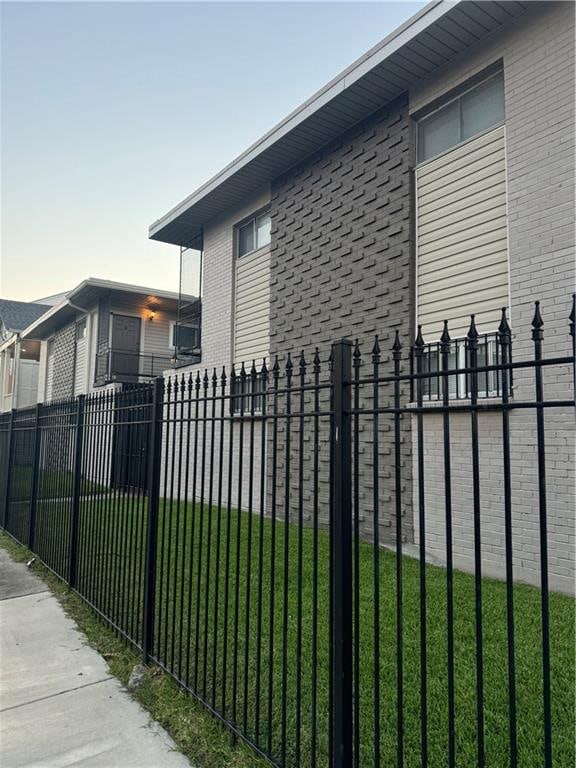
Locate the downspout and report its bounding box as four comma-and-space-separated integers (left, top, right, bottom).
85, 311, 94, 393
12, 334, 21, 410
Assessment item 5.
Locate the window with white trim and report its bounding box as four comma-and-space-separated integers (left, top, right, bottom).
418, 333, 509, 401
238, 211, 271, 257
417, 71, 504, 163
231, 371, 267, 416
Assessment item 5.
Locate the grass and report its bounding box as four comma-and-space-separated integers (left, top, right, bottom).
9, 465, 104, 501
2, 497, 574, 768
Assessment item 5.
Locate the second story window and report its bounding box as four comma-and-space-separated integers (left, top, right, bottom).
238, 211, 271, 257
417, 70, 504, 163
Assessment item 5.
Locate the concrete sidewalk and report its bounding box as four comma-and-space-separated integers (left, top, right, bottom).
0, 548, 191, 768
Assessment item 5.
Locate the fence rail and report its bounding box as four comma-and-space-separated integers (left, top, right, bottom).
1, 299, 574, 768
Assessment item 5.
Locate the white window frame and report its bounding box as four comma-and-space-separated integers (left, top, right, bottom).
421, 336, 503, 402
237, 209, 271, 259
416, 70, 504, 166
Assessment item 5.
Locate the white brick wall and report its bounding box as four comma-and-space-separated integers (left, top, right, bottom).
161, 187, 271, 512
410, 1, 575, 594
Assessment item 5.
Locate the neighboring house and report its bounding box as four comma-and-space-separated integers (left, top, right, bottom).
149, 2, 574, 591
20, 278, 198, 401
33, 291, 70, 308
0, 299, 52, 412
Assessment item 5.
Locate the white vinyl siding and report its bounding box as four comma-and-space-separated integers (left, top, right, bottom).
234, 247, 270, 366
74, 336, 87, 395
416, 125, 509, 339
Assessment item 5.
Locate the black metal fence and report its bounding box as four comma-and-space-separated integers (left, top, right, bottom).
1, 300, 574, 768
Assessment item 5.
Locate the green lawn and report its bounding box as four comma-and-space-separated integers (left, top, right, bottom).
5, 496, 575, 768
8, 464, 104, 502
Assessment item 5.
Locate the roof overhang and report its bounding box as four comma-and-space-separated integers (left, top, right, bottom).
21, 278, 185, 340
149, 0, 529, 247
0, 334, 17, 354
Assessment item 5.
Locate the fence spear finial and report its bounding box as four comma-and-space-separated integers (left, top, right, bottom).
415, 324, 426, 351
371, 335, 381, 361
467, 314, 479, 342
439, 320, 450, 349
313, 347, 321, 374
299, 349, 307, 375
392, 329, 402, 360
531, 301, 544, 341
352, 339, 361, 368
498, 307, 511, 338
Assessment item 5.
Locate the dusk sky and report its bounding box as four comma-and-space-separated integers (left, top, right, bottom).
1, 1, 426, 301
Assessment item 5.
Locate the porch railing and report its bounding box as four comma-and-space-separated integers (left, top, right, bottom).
95, 348, 173, 384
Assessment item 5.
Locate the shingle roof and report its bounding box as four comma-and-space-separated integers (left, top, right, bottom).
0, 300, 50, 333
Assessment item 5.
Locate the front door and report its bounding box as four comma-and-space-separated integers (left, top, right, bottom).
111, 314, 141, 382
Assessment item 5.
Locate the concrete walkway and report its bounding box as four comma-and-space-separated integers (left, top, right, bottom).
0, 548, 191, 768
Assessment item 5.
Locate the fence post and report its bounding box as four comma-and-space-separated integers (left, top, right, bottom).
68, 395, 85, 588
3, 409, 16, 531
142, 377, 164, 663
330, 339, 353, 768
28, 403, 42, 551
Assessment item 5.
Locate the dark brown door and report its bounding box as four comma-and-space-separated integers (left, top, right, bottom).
111, 314, 141, 382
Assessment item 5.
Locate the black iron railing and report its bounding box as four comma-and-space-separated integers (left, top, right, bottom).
95, 348, 173, 384
1, 298, 574, 768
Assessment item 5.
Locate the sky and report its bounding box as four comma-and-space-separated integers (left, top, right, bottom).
1, 0, 426, 301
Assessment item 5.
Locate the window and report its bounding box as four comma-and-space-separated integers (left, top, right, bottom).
171, 322, 198, 352
238, 211, 271, 257
75, 318, 87, 340
417, 334, 509, 401
231, 372, 266, 415
417, 71, 504, 163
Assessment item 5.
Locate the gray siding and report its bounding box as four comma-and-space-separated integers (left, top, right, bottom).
51, 323, 76, 401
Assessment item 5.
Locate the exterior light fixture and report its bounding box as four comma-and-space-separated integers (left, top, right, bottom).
147, 310, 156, 321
